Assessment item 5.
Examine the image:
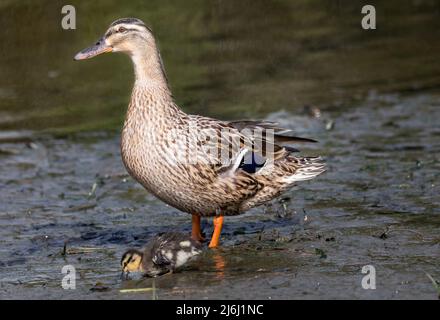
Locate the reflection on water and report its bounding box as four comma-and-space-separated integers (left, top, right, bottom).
212, 252, 226, 281
0, 1, 439, 299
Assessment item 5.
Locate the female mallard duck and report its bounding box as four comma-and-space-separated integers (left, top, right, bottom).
121, 232, 202, 278
75, 18, 325, 248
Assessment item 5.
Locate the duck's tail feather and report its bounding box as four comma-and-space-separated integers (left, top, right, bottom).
281, 156, 326, 183
239, 156, 325, 212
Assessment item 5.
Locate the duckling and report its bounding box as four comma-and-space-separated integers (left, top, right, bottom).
121, 232, 202, 278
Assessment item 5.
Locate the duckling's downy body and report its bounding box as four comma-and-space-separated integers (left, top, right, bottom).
121, 232, 202, 277
75, 18, 325, 247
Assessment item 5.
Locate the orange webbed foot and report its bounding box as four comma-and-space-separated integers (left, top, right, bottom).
208, 215, 224, 248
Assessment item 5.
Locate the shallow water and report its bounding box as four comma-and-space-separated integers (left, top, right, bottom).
0, 1, 439, 299
1, 93, 439, 299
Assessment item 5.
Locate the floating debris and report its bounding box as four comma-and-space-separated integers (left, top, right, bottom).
120, 287, 154, 293
61, 242, 67, 256
87, 182, 98, 200
90, 282, 110, 292
63, 203, 97, 212
302, 105, 322, 118
65, 246, 104, 255
325, 120, 334, 131
0, 148, 20, 155
303, 208, 309, 223
25, 142, 39, 149
257, 227, 265, 241
0, 132, 33, 144
315, 248, 327, 259
378, 226, 390, 240
425, 273, 440, 299
275, 236, 292, 243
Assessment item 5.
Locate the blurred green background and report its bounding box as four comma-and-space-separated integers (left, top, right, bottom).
1, 0, 440, 133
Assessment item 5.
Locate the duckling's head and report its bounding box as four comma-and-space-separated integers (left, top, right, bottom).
121, 249, 143, 273
74, 18, 155, 60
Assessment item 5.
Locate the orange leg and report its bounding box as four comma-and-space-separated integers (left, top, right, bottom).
208, 215, 224, 248
191, 214, 205, 242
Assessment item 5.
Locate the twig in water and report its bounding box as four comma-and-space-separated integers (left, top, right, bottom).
120, 288, 154, 293
425, 273, 440, 299
88, 182, 98, 199
61, 242, 67, 256
63, 203, 97, 213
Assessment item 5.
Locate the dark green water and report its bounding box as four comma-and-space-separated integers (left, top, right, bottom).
0, 1, 439, 299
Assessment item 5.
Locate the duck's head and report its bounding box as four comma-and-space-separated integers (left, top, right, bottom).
74, 18, 155, 61
120, 249, 143, 274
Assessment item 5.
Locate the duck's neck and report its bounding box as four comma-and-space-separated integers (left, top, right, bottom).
130, 46, 171, 94
126, 47, 183, 123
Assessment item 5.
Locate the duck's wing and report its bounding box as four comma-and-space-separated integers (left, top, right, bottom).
189, 116, 317, 174
181, 116, 324, 215
228, 120, 317, 146
150, 233, 201, 266
150, 233, 174, 266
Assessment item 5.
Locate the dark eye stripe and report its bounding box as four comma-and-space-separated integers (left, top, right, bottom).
105, 28, 140, 38
120, 255, 132, 267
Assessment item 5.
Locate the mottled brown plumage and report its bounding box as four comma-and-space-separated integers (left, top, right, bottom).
75, 18, 325, 219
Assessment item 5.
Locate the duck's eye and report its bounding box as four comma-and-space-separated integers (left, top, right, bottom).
118, 27, 127, 33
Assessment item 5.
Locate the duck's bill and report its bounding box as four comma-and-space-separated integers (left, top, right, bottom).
74, 38, 112, 61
